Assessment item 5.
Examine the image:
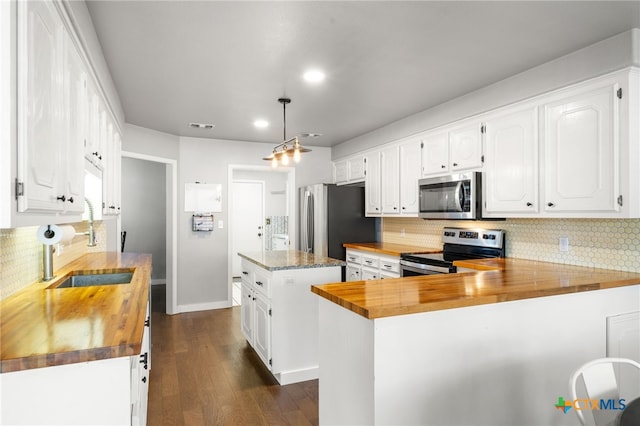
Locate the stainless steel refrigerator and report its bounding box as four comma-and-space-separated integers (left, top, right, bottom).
299, 184, 378, 267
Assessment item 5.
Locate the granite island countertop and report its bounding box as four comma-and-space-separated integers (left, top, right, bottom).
0, 252, 151, 373
238, 249, 346, 271
311, 258, 640, 319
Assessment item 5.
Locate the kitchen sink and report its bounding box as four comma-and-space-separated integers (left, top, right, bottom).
48, 269, 134, 289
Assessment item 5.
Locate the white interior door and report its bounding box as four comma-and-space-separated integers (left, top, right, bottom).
232, 181, 264, 277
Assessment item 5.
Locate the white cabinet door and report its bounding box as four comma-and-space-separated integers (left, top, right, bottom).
60, 29, 85, 213
253, 292, 271, 369
17, 0, 64, 212
449, 121, 483, 171
365, 152, 381, 216
543, 82, 620, 213
240, 281, 253, 342
399, 140, 421, 215
483, 106, 538, 216
85, 79, 104, 168
348, 156, 366, 181
421, 130, 449, 176
381, 146, 400, 214
333, 160, 347, 184
361, 268, 379, 280
346, 264, 361, 282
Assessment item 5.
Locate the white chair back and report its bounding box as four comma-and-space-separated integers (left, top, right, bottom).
570, 357, 640, 426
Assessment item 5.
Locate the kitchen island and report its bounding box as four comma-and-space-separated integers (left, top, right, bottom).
312, 258, 640, 425
1, 252, 152, 425
238, 249, 344, 384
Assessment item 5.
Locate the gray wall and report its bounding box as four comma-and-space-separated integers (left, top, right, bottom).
333, 28, 640, 159
121, 157, 166, 281
123, 123, 179, 160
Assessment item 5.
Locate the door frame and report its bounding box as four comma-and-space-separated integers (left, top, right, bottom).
122, 150, 178, 315
227, 165, 295, 305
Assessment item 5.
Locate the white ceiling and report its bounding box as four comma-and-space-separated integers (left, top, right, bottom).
86, 1, 640, 148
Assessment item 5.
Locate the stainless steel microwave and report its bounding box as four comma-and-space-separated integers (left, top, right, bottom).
418, 172, 482, 220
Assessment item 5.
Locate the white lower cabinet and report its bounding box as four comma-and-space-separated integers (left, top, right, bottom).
239, 258, 341, 384
0, 303, 151, 426
346, 249, 400, 280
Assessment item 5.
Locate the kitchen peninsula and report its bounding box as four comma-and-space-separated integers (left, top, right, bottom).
238, 250, 344, 385
312, 258, 640, 425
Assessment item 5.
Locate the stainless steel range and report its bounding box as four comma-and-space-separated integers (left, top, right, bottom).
400, 228, 505, 276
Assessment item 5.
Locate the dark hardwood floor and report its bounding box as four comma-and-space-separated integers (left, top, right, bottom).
148, 285, 319, 425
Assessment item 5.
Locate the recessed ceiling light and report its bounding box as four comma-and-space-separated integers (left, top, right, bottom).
303, 70, 325, 83
189, 122, 215, 129
254, 119, 269, 129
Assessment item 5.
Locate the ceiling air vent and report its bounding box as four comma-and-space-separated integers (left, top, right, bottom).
189, 122, 215, 130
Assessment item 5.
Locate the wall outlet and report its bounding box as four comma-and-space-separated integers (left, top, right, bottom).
559, 237, 569, 252
400, 228, 405, 237
218, 220, 224, 229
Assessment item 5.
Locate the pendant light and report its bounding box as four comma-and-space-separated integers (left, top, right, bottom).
262, 98, 312, 167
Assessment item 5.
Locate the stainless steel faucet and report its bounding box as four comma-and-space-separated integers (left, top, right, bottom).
76, 198, 97, 247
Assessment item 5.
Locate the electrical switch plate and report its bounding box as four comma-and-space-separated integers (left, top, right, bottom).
559, 237, 569, 252
218, 220, 224, 229
400, 228, 405, 237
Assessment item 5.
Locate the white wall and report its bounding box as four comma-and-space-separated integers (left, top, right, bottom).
333, 28, 640, 159
121, 157, 166, 281
178, 137, 331, 309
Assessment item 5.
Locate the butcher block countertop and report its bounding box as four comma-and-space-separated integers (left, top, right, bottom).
342, 242, 441, 256
238, 249, 345, 271
0, 252, 151, 373
311, 258, 640, 319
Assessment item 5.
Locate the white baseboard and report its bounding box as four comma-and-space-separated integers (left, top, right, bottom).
176, 300, 231, 313
150, 278, 166, 285
274, 366, 319, 385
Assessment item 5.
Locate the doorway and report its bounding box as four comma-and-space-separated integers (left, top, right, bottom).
121, 151, 178, 315
228, 165, 295, 307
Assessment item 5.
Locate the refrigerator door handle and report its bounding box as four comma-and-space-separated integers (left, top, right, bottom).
306, 192, 314, 253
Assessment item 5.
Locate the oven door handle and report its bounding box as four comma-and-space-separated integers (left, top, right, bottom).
400, 260, 452, 275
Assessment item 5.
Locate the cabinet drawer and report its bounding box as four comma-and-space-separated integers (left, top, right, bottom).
240, 268, 253, 285
346, 253, 362, 264
380, 271, 400, 279
361, 256, 379, 269
253, 269, 271, 296
379, 259, 400, 273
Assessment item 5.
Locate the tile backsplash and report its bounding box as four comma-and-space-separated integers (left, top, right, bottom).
383, 217, 640, 272
0, 221, 107, 300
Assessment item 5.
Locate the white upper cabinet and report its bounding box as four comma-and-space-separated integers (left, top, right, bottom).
421, 130, 449, 175
364, 151, 382, 216
542, 80, 619, 214
17, 0, 65, 213
333, 160, 348, 184
421, 121, 483, 177
380, 146, 400, 214
399, 139, 421, 215
449, 121, 483, 172
4, 0, 122, 226
61, 28, 86, 213
483, 105, 539, 216
333, 155, 366, 185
